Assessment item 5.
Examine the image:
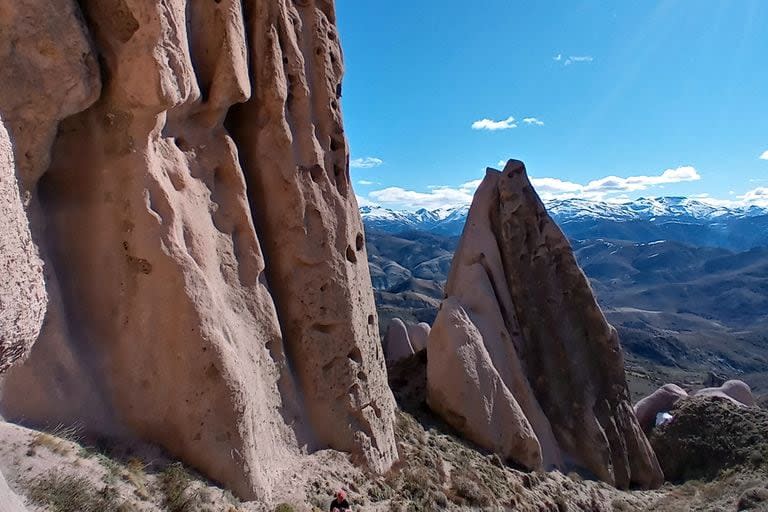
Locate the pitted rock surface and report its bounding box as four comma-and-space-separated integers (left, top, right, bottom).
0, 0, 395, 501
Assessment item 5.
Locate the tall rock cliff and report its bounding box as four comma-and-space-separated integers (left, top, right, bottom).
0, 0, 396, 501
427, 160, 663, 489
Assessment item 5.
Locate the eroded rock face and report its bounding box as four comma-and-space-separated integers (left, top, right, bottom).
427, 160, 663, 489
0, 118, 46, 373
0, 118, 38, 512
0, 0, 396, 501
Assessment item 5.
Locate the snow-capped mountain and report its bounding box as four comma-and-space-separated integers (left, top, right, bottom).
361, 197, 768, 250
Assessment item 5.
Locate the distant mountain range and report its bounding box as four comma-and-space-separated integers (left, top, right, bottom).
363, 196, 768, 399
361, 197, 768, 251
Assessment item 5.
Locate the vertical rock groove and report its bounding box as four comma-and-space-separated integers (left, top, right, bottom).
0, 0, 397, 501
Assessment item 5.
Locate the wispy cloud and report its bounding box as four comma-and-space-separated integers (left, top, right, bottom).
760, 150, 768, 160
355, 194, 378, 208
742, 187, 768, 204
362, 166, 702, 210
565, 55, 593, 65
350, 157, 383, 169
471, 116, 517, 131
357, 180, 379, 186
554, 54, 594, 66
523, 117, 545, 126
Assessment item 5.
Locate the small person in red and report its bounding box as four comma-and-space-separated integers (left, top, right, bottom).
329, 489, 350, 511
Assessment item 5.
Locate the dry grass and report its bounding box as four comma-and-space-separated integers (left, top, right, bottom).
26, 470, 131, 512
28, 433, 72, 456
160, 462, 201, 512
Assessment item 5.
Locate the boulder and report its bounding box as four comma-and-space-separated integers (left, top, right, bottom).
427, 299, 542, 470
407, 322, 431, 352
427, 160, 663, 489
383, 318, 415, 363
694, 379, 754, 407
0, 0, 396, 501
634, 384, 689, 433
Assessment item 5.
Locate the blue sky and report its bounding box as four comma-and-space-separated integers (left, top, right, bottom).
336, 0, 768, 210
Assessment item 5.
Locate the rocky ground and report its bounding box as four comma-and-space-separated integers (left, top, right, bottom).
2, 390, 767, 511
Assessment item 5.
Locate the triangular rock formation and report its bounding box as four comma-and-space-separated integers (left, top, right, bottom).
427, 160, 663, 488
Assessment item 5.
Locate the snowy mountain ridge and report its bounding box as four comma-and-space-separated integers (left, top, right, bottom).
361, 197, 768, 250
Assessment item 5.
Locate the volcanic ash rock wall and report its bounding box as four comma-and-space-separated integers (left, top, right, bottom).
426, 160, 663, 489
0, 0, 396, 501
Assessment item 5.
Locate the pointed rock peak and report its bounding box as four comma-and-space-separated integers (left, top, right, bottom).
427, 158, 664, 489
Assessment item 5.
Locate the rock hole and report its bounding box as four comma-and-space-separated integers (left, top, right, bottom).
348, 347, 362, 364
214, 0, 221, 3
345, 245, 357, 263
175, 137, 189, 151
299, 164, 323, 183
330, 52, 337, 64
367, 315, 374, 325
328, 30, 336, 40
315, 47, 322, 56
357, 371, 367, 382
330, 137, 343, 151
355, 233, 364, 251
331, 99, 339, 111
334, 164, 348, 196
313, 323, 335, 334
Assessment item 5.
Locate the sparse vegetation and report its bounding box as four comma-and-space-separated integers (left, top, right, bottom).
160, 462, 201, 512
274, 504, 295, 512
26, 470, 128, 512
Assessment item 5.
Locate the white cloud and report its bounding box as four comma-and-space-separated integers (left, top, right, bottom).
553, 54, 562, 62
357, 180, 379, 186
361, 166, 703, 210
350, 157, 383, 169
471, 116, 517, 131
523, 117, 545, 126
582, 166, 700, 194
531, 177, 583, 195
741, 187, 768, 204
760, 150, 768, 160
355, 194, 379, 208
564, 55, 594, 66
497, 160, 507, 167
368, 186, 475, 210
